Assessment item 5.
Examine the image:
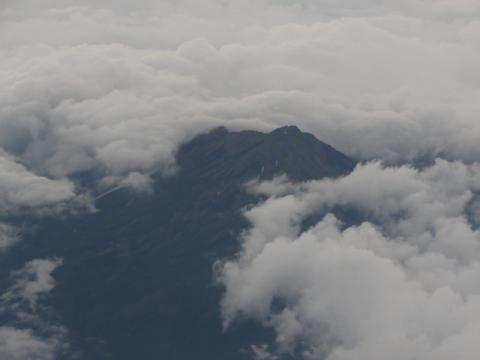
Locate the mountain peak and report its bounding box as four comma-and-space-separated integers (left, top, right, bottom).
178, 125, 356, 182
208, 126, 229, 135
269, 125, 302, 136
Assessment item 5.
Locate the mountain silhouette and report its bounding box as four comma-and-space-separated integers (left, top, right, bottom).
179, 125, 355, 181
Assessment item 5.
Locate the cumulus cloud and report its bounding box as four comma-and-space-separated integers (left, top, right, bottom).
0, 258, 67, 360
0, 152, 77, 214
219, 160, 480, 359
0, 151, 85, 252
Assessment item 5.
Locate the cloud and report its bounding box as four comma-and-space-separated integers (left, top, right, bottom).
250, 344, 278, 360
0, 327, 62, 360
219, 160, 480, 359
2, 258, 63, 311
99, 172, 154, 195
0, 224, 19, 253
0, 0, 480, 191
1, 1, 480, 358
0, 152, 77, 214
0, 151, 90, 253
0, 258, 67, 360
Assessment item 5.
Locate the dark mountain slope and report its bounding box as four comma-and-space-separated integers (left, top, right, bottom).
0, 126, 356, 360
179, 125, 355, 181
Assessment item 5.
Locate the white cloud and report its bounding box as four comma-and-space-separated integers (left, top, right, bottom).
2, 258, 63, 311
0, 258, 66, 360
219, 160, 480, 359
0, 327, 60, 360
0, 0, 480, 188
0, 152, 77, 214
0, 151, 89, 252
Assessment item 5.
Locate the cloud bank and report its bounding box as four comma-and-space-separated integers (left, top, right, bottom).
219, 160, 480, 359
0, 0, 479, 223
1, 0, 480, 187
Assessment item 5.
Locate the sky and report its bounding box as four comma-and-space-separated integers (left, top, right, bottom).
1, 0, 480, 359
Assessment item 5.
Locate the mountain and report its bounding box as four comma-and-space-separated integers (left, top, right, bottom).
179, 125, 355, 181
0, 126, 356, 360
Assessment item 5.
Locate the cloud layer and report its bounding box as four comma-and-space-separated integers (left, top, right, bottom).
1, 0, 480, 186
0, 0, 479, 219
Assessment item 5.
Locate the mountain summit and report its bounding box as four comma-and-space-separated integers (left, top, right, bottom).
179, 125, 356, 181
0, 126, 356, 360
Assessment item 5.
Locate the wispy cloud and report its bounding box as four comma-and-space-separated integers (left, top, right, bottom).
0, 258, 67, 360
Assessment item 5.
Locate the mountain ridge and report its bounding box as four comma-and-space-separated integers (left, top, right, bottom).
177, 125, 356, 182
